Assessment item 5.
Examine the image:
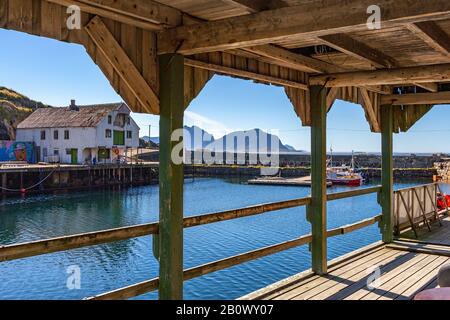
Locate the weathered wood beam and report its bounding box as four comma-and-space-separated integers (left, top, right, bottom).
360, 88, 381, 132
221, 0, 288, 13
381, 91, 450, 106
320, 34, 398, 69
414, 82, 439, 93
244, 45, 343, 73
309, 63, 450, 87
380, 104, 394, 243
158, 0, 450, 55
320, 34, 438, 92
326, 87, 339, 112
85, 16, 159, 114
185, 58, 309, 91
308, 85, 328, 275
406, 21, 450, 58
46, 0, 181, 30
158, 53, 185, 300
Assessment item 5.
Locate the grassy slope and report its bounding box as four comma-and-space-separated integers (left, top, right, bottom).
0, 87, 52, 140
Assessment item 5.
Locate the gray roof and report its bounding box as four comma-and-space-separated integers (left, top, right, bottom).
17, 103, 127, 129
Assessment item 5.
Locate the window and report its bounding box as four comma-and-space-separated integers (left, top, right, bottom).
127, 116, 131, 125
105, 129, 112, 138
108, 115, 112, 124
64, 130, 70, 140
126, 131, 132, 139
54, 130, 59, 140
66, 149, 72, 155
40, 130, 46, 140
54, 149, 59, 156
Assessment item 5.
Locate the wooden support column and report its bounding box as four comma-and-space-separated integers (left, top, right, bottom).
158, 53, 185, 300
308, 85, 328, 275
380, 104, 394, 243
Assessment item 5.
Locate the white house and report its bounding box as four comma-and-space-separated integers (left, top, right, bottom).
16, 101, 140, 164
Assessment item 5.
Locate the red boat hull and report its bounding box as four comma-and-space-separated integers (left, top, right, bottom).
328, 179, 363, 186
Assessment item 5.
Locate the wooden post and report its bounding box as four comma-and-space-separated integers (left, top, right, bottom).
380, 104, 394, 243
308, 85, 328, 275
158, 53, 184, 300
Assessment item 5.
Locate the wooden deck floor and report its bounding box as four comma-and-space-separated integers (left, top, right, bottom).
242, 242, 450, 300
241, 215, 450, 300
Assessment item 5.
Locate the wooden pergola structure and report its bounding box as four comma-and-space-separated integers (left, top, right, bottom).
2, 0, 450, 300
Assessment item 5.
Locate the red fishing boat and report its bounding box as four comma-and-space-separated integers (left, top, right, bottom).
326, 150, 364, 186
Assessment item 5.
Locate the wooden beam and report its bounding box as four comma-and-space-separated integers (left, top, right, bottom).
326, 87, 339, 112
47, 0, 181, 30
308, 85, 328, 275
380, 104, 394, 243
360, 88, 381, 132
415, 82, 439, 93
320, 34, 438, 92
85, 16, 159, 114
221, 0, 288, 13
320, 34, 398, 69
309, 63, 450, 87
244, 45, 343, 73
158, 53, 185, 300
381, 91, 450, 106
158, 0, 450, 55
185, 58, 308, 91
406, 21, 450, 58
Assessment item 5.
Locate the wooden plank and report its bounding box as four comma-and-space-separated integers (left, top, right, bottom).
91, 233, 312, 300
326, 87, 339, 112
158, 53, 184, 300
381, 104, 394, 243
0, 0, 9, 28
310, 63, 450, 87
41, 0, 62, 39
0, 223, 158, 262
244, 45, 343, 73
85, 16, 159, 114
320, 34, 397, 69
406, 21, 450, 58
272, 247, 394, 300
256, 242, 385, 300
360, 88, 381, 132
311, 251, 414, 300
378, 255, 448, 300
327, 215, 382, 238
7, 0, 33, 33
381, 91, 450, 105
292, 250, 405, 300
184, 58, 308, 91
221, 0, 288, 13
415, 82, 439, 93
46, 0, 181, 29
309, 85, 327, 275
157, 0, 450, 54
346, 252, 431, 300
183, 197, 311, 228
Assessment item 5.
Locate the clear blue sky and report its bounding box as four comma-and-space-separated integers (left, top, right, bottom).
1, 28, 449, 153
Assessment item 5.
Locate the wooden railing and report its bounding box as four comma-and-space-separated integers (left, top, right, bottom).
394, 182, 446, 237
0, 186, 383, 300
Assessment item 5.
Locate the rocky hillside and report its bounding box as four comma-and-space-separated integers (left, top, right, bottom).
0, 87, 51, 140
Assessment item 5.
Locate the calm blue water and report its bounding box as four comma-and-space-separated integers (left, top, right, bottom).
0, 177, 434, 300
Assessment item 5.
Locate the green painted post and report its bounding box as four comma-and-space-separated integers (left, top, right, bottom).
380, 104, 394, 243
309, 85, 328, 275
158, 53, 184, 300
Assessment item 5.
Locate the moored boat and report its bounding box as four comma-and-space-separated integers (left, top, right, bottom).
326, 150, 364, 186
